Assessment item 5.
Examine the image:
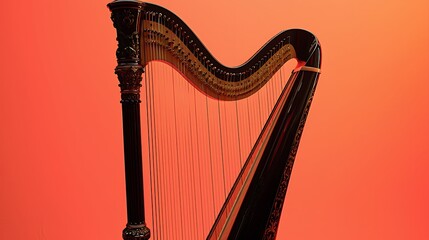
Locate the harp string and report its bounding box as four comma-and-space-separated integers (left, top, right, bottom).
142, 50, 296, 239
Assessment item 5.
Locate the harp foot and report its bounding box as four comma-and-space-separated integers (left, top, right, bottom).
122, 224, 151, 240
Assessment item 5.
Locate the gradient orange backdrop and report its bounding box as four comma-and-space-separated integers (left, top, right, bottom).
1, 0, 428, 239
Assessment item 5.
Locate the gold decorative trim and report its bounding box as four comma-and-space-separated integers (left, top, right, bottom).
141, 19, 297, 100
262, 85, 317, 240
293, 66, 321, 73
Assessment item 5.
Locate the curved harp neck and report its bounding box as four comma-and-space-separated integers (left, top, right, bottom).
109, 0, 320, 100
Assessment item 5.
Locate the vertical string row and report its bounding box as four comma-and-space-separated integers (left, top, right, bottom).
141, 14, 293, 239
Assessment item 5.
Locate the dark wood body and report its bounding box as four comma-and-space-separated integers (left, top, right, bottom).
227, 48, 321, 239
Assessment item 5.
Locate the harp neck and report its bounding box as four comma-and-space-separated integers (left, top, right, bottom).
109, 0, 320, 100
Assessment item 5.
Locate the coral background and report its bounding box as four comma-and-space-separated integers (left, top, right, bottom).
1, 0, 428, 239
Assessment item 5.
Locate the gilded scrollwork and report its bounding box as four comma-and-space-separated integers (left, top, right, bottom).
262, 92, 316, 240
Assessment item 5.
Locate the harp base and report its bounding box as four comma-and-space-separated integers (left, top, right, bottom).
122, 224, 150, 240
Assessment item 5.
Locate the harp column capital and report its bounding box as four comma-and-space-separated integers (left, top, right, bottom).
108, 0, 144, 64
115, 65, 144, 102
109, 0, 145, 102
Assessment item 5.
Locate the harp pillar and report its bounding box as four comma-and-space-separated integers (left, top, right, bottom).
108, 1, 150, 239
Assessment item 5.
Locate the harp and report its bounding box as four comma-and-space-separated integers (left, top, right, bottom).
107, 1, 321, 239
